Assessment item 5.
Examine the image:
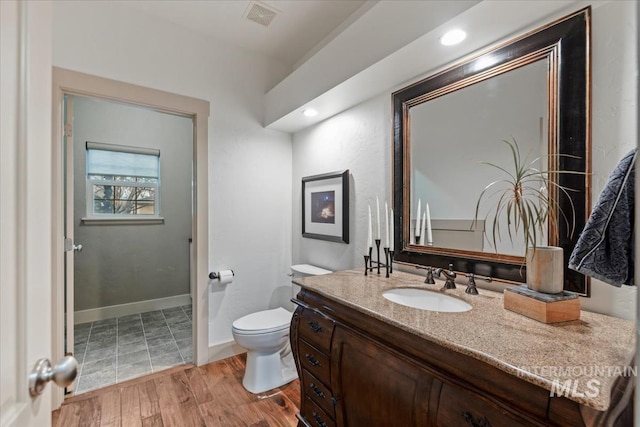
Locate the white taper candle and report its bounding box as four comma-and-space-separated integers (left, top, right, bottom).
376, 197, 381, 240
416, 199, 422, 237
426, 203, 433, 244
420, 212, 426, 245
367, 205, 372, 250
390, 208, 394, 249
385, 202, 389, 247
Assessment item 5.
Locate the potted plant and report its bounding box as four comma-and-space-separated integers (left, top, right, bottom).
473, 138, 578, 294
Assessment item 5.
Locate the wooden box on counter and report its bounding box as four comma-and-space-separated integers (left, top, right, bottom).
504, 285, 580, 323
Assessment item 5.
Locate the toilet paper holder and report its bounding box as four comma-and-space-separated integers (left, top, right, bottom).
209, 270, 234, 280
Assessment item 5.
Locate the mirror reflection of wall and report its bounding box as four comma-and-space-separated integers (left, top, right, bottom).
409, 59, 548, 256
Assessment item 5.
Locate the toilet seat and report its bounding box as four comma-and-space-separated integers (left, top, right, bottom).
232, 307, 292, 335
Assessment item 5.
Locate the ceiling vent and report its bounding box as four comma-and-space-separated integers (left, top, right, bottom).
244, 1, 279, 27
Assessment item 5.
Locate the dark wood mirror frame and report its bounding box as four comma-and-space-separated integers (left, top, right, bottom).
392, 8, 591, 295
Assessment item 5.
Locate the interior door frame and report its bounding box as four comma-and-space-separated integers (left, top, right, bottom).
51, 67, 210, 408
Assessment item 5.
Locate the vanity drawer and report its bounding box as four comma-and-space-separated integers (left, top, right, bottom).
435, 382, 538, 427
298, 308, 334, 353
302, 369, 335, 418
301, 396, 336, 427
299, 339, 330, 383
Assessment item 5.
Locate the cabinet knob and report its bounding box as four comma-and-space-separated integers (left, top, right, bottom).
462, 411, 492, 427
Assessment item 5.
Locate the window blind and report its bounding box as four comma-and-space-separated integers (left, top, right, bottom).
86, 142, 159, 178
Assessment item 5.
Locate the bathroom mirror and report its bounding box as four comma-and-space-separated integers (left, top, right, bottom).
392, 8, 590, 295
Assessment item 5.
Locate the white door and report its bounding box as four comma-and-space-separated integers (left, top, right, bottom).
0, 2, 68, 426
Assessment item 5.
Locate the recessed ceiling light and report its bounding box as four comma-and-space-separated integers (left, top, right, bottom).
440, 29, 467, 46
303, 108, 318, 117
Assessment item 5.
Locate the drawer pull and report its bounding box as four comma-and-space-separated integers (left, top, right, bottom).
309, 383, 325, 398
312, 412, 328, 427
462, 411, 492, 427
307, 320, 323, 333
305, 353, 321, 366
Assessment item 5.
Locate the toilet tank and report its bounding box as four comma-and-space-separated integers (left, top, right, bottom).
290, 264, 331, 299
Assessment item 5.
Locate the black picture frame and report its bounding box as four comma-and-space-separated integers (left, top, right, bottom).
302, 170, 349, 244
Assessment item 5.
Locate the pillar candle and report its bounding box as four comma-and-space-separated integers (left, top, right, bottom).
426, 203, 433, 244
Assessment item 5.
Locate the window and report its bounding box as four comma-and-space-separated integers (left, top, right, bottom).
86, 142, 161, 218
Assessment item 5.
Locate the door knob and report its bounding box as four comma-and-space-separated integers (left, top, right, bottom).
28, 355, 78, 397
64, 238, 82, 252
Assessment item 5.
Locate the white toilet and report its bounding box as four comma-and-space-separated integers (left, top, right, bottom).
231, 264, 331, 394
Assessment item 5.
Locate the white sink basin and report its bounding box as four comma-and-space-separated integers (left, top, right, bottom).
382, 288, 472, 312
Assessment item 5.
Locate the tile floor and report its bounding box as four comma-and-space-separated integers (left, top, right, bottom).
72, 305, 192, 394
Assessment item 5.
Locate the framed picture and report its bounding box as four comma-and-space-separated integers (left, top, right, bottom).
302, 170, 349, 243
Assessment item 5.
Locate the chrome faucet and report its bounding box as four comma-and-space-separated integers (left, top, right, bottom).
435, 263, 457, 290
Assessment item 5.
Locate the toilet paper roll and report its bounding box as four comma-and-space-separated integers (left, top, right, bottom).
218, 269, 234, 285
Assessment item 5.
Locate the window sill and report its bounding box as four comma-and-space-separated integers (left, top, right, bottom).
81, 217, 165, 225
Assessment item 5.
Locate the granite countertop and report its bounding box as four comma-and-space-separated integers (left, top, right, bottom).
294, 269, 636, 411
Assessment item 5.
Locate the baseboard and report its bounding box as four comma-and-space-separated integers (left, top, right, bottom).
208, 340, 245, 363
74, 294, 192, 324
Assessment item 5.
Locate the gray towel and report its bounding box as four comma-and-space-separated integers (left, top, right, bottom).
568, 149, 636, 287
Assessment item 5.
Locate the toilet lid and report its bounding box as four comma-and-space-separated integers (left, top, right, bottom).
232, 307, 293, 334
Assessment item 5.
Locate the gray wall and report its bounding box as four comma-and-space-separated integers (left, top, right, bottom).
72, 95, 193, 311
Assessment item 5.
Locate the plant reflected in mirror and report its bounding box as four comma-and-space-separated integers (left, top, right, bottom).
472, 138, 581, 256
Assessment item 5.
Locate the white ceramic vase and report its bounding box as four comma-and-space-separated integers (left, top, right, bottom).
525, 246, 564, 294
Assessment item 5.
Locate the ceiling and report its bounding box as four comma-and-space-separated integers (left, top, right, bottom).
122, 0, 367, 70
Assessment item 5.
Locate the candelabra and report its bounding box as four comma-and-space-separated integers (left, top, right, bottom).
363, 239, 394, 278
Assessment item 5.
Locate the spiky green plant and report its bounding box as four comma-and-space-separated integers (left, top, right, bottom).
473, 138, 579, 255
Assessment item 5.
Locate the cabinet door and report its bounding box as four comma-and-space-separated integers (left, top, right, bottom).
331, 326, 433, 426
433, 381, 539, 427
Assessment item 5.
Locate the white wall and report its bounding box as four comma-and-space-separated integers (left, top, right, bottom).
292, 1, 637, 320
53, 1, 293, 347
293, 95, 391, 271
579, 0, 637, 319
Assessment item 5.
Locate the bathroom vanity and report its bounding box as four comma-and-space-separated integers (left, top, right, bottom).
290, 270, 635, 427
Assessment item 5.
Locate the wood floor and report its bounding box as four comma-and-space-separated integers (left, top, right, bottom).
52, 354, 300, 426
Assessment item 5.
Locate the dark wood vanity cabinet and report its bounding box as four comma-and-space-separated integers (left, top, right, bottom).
291, 289, 603, 427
